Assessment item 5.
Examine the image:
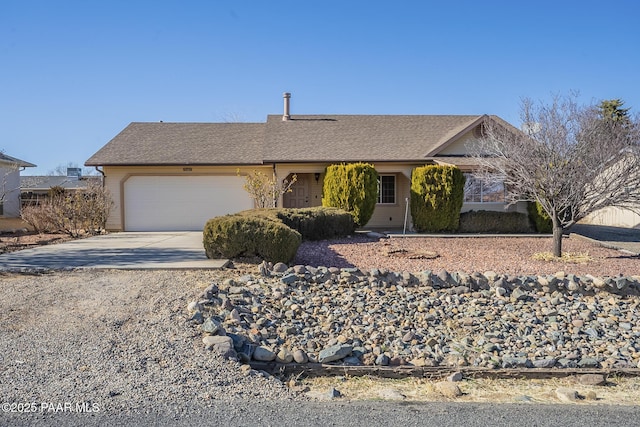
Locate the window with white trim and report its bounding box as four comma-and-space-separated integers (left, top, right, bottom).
377, 175, 396, 204
463, 173, 505, 203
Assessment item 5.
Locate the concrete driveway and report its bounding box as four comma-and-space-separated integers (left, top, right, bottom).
0, 232, 228, 270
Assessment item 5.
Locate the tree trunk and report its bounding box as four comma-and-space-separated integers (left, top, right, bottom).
552, 216, 563, 258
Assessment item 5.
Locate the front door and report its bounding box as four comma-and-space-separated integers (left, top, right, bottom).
283, 175, 309, 208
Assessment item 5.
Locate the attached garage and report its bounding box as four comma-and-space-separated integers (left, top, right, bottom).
124, 175, 253, 231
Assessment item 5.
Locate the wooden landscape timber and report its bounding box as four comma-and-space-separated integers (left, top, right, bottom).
249, 362, 640, 380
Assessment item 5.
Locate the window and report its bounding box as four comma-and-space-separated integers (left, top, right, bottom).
378, 175, 396, 204
463, 173, 505, 203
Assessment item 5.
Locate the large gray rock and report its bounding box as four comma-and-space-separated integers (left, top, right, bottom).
280, 273, 298, 285
272, 262, 288, 273
532, 358, 557, 368
378, 388, 406, 400
578, 374, 607, 386
375, 354, 390, 366
502, 357, 533, 368
293, 349, 309, 364
434, 381, 462, 398
276, 348, 294, 364
510, 287, 528, 301
556, 387, 578, 402
201, 317, 225, 335
253, 346, 276, 362
318, 344, 352, 363
202, 335, 236, 359
577, 357, 600, 368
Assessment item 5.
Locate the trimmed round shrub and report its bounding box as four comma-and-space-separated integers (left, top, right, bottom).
203, 214, 301, 263
276, 207, 355, 240
236, 207, 355, 240
322, 163, 378, 227
411, 165, 465, 232
458, 210, 534, 233
528, 201, 552, 233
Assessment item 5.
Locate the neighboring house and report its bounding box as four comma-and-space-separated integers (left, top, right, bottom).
20, 171, 102, 207
0, 153, 36, 217
86, 94, 527, 232
582, 207, 640, 229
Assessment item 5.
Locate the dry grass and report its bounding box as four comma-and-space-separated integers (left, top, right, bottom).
0, 217, 33, 232
302, 375, 640, 405
532, 251, 594, 264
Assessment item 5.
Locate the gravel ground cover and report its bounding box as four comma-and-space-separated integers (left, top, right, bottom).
293, 234, 639, 277
1, 235, 639, 418
0, 269, 296, 416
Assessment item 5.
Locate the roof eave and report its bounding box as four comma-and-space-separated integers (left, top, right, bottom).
263, 158, 435, 164
84, 161, 265, 167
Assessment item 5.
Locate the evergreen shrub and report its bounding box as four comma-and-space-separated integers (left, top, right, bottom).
410, 165, 465, 232
203, 214, 301, 263
237, 207, 355, 240
322, 163, 378, 227
528, 201, 553, 233
458, 210, 533, 233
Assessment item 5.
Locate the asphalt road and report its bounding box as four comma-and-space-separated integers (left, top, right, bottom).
571, 223, 640, 255
4, 400, 640, 427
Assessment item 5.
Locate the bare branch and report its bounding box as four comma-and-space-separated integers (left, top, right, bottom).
471, 93, 640, 256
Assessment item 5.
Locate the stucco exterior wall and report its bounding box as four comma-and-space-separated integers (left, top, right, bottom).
582, 206, 640, 229
0, 165, 21, 217
438, 133, 479, 156
103, 160, 524, 232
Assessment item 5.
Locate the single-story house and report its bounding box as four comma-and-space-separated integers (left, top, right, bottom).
20, 170, 102, 207
0, 153, 36, 217
86, 94, 527, 232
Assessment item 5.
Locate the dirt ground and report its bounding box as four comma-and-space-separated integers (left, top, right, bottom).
0, 218, 71, 255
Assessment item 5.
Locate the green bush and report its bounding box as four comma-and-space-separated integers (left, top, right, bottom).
528, 201, 553, 233
277, 207, 355, 240
410, 165, 465, 232
236, 207, 355, 240
203, 215, 301, 263
322, 163, 378, 227
458, 210, 534, 233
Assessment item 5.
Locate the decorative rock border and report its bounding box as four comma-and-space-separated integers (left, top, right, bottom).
188, 262, 640, 371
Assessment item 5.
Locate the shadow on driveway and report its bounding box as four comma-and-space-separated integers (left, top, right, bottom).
0, 232, 228, 270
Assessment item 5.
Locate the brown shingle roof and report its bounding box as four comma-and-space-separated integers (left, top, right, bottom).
264, 115, 483, 162
85, 122, 265, 166
86, 115, 515, 166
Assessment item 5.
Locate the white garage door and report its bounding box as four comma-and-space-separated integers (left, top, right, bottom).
124, 175, 253, 231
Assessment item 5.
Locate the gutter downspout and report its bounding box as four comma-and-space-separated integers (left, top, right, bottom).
94, 166, 106, 187
272, 163, 279, 207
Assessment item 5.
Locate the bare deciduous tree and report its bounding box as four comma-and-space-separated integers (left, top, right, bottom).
21, 180, 113, 236
239, 170, 297, 208
472, 93, 640, 257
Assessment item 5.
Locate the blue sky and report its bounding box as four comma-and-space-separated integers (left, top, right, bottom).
3, 0, 639, 175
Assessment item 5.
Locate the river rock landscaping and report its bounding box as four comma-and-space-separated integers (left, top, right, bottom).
190, 260, 640, 371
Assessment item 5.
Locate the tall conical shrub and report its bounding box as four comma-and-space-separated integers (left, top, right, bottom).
322, 163, 378, 227
411, 165, 465, 232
